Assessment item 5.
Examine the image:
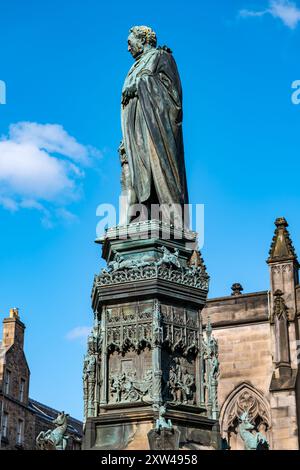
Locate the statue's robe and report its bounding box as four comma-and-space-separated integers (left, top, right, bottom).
121, 47, 189, 218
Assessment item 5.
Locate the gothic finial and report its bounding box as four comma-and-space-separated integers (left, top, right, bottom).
268, 217, 298, 264
275, 217, 288, 228
231, 283, 244, 296
189, 250, 207, 273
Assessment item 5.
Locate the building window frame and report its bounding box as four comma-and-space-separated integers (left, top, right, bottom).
19, 378, 26, 402
16, 419, 24, 447
4, 369, 11, 395
2, 412, 9, 439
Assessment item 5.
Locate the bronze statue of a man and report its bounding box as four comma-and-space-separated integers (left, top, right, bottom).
120, 26, 189, 226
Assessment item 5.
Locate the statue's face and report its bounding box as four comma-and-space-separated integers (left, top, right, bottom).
258, 423, 266, 433
128, 32, 144, 59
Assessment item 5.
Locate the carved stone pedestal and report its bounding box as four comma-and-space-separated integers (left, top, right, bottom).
82, 221, 221, 450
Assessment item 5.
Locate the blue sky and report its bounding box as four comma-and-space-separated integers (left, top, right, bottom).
1, 0, 300, 419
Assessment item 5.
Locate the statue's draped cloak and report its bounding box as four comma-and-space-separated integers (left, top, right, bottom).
121, 48, 189, 208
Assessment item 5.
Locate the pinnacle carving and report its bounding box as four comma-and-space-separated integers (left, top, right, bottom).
189, 250, 207, 273
267, 217, 298, 264
270, 289, 289, 323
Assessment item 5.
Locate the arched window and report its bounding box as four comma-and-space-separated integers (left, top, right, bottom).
220, 383, 271, 450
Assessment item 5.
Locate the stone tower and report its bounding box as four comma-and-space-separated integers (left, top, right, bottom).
82, 221, 221, 450
203, 216, 300, 450
267, 218, 300, 448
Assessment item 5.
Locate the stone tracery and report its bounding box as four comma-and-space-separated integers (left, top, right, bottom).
220, 383, 271, 450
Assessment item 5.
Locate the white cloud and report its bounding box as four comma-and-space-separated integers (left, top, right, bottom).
239, 0, 300, 29
240, 9, 269, 18
0, 122, 100, 224
0, 195, 18, 211
66, 326, 91, 342
55, 207, 79, 223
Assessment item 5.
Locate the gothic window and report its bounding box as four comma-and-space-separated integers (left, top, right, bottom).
220, 383, 271, 450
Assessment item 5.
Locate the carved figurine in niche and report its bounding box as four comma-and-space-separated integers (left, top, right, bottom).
153, 324, 163, 346
110, 373, 125, 402
168, 358, 195, 405
168, 365, 178, 402
83, 330, 99, 418
210, 354, 219, 381
181, 368, 196, 404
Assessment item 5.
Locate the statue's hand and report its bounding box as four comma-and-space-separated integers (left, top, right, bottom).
122, 84, 137, 107
118, 140, 125, 156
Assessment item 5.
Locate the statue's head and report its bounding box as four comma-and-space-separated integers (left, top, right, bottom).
53, 411, 69, 426
128, 26, 157, 59
258, 422, 267, 433
239, 411, 255, 430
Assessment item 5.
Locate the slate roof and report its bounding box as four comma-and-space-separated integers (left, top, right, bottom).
28, 398, 83, 437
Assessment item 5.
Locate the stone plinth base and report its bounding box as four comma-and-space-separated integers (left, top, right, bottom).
83, 221, 220, 451
82, 408, 221, 450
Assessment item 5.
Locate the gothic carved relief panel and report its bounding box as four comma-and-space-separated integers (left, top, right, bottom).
106, 301, 153, 353
161, 305, 199, 355
103, 300, 203, 410
108, 350, 153, 404
161, 353, 196, 406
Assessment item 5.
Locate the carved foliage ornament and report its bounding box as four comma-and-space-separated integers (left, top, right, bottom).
270, 289, 290, 323
96, 263, 209, 290
96, 247, 209, 291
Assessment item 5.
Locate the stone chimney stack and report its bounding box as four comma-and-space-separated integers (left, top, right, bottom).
2, 307, 25, 350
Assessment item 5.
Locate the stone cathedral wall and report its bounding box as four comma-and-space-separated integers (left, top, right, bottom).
203, 290, 300, 450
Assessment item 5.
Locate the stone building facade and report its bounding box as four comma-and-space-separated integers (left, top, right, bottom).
202, 217, 300, 450
0, 308, 82, 450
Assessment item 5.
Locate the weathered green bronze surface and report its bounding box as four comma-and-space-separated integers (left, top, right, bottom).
36, 411, 69, 450
82, 28, 221, 451
238, 411, 269, 450
120, 26, 188, 224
